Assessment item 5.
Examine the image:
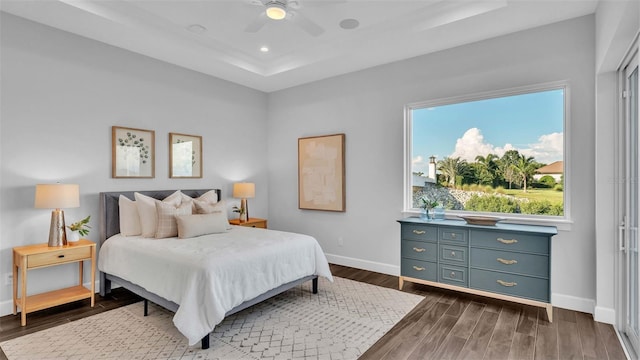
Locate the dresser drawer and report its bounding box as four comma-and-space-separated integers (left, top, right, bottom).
439, 244, 467, 265
28, 246, 91, 268
470, 268, 549, 302
471, 248, 549, 278
439, 265, 468, 287
439, 228, 468, 245
470, 230, 549, 254
402, 240, 438, 262
401, 259, 437, 282
402, 225, 438, 242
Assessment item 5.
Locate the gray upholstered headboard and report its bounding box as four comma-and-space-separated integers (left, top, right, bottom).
99, 189, 221, 244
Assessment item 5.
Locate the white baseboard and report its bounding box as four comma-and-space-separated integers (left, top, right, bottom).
325, 254, 400, 276
594, 305, 617, 325
551, 292, 596, 315
0, 280, 101, 317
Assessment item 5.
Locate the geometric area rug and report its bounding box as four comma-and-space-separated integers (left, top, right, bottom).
1, 277, 423, 360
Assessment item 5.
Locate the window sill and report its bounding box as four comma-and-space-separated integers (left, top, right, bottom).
401, 210, 572, 231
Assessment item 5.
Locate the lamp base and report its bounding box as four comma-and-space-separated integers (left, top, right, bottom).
48, 209, 67, 247
240, 198, 248, 222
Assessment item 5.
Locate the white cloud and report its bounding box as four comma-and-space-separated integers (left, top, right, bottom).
450, 128, 496, 162
448, 128, 563, 164
412, 155, 428, 174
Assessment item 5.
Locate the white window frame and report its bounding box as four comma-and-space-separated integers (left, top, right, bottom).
404, 81, 572, 227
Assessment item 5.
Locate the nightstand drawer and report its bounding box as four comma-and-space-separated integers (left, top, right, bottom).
471, 248, 549, 278
439, 228, 468, 245
401, 259, 437, 282
402, 225, 437, 242
470, 268, 549, 302
439, 244, 467, 265
470, 230, 549, 254
402, 240, 437, 262
28, 246, 91, 268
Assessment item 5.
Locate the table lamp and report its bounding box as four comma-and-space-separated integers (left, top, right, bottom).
233, 182, 255, 222
35, 184, 80, 247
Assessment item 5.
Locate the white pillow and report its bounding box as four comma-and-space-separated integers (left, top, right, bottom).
182, 190, 218, 212
118, 195, 141, 236
176, 213, 228, 239
193, 199, 232, 230
155, 201, 192, 239
135, 191, 182, 238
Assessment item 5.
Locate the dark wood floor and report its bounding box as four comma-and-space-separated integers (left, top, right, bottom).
0, 264, 628, 360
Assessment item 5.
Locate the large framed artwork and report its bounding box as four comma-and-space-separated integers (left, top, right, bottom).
112, 126, 155, 178
169, 132, 202, 178
298, 133, 345, 212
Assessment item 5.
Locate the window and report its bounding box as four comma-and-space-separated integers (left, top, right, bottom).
405, 83, 567, 219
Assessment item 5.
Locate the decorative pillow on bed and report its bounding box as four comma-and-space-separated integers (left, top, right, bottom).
119, 195, 142, 236
155, 201, 192, 238
176, 212, 228, 239
193, 199, 232, 229
135, 191, 182, 237
182, 190, 218, 212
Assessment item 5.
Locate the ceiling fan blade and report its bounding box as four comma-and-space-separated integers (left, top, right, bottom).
289, 11, 324, 37
245, 12, 268, 32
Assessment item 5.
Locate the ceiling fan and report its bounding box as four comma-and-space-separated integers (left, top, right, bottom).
245, 0, 324, 37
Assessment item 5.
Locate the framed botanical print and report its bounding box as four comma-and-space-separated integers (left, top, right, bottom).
169, 132, 202, 178
298, 133, 345, 211
112, 126, 155, 178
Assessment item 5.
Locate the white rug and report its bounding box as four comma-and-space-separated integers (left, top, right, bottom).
1, 277, 423, 360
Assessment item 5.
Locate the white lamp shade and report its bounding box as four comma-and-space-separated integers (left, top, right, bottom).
35, 184, 80, 209
233, 182, 255, 198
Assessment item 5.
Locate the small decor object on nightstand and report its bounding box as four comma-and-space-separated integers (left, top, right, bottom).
67, 215, 91, 242
419, 197, 438, 220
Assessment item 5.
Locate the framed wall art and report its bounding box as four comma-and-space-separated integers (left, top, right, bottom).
298, 133, 345, 212
169, 132, 202, 178
112, 126, 155, 178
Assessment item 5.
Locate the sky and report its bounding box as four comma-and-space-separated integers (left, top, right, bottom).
412, 89, 564, 174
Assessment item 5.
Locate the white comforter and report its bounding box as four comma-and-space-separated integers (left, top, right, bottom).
98, 226, 333, 345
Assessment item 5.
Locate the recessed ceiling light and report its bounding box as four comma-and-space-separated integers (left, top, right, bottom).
260, 46, 270, 53
339, 18, 359, 30
186, 24, 207, 34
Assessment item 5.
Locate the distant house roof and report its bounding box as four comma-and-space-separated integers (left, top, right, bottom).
536, 161, 563, 174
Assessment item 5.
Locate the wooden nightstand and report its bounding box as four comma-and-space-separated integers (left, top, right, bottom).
13, 239, 96, 326
229, 217, 267, 229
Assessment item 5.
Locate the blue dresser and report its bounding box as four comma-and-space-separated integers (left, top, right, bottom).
398, 218, 557, 321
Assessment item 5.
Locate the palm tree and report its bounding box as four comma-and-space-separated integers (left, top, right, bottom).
474, 154, 498, 185
511, 154, 537, 192
438, 157, 464, 187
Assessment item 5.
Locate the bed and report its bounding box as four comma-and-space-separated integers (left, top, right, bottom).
98, 189, 333, 349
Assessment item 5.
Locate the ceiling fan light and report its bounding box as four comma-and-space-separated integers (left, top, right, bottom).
266, 4, 286, 20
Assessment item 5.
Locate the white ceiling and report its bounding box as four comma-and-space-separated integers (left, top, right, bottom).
0, 0, 599, 92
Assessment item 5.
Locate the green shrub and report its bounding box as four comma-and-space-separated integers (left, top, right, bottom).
495, 186, 505, 194
465, 195, 519, 213
483, 185, 493, 193
469, 184, 481, 192
554, 184, 563, 191
462, 184, 471, 191
520, 200, 564, 216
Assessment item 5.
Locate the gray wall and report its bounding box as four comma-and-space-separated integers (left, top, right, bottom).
0, 13, 268, 314
267, 15, 597, 312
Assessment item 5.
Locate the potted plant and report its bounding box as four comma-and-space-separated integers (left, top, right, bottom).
232, 206, 246, 222
67, 215, 91, 242
420, 197, 439, 220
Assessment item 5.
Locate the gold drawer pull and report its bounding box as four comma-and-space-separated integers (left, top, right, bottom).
413, 247, 426, 253
413, 266, 426, 271
497, 280, 517, 287
497, 258, 518, 265
497, 237, 518, 244
412, 230, 426, 235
